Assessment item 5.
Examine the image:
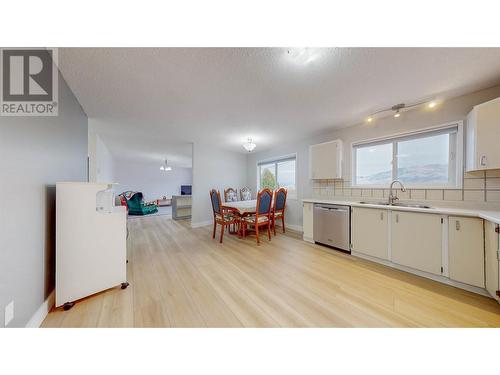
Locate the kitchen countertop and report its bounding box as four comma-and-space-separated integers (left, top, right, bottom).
302, 198, 500, 225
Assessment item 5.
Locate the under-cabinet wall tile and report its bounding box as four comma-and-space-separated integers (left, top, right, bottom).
426, 190, 444, 200
464, 190, 485, 202
486, 190, 500, 202
372, 189, 384, 198
464, 178, 485, 189
343, 188, 351, 196
351, 189, 361, 197
465, 170, 485, 179
486, 178, 500, 190
361, 189, 372, 197
444, 190, 463, 201
486, 170, 500, 178
410, 189, 426, 200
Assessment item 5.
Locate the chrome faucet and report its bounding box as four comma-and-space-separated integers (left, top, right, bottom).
388, 180, 406, 205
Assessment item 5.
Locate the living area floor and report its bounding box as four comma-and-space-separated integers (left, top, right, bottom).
42, 215, 500, 327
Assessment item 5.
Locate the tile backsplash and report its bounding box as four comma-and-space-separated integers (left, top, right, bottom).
312, 170, 500, 204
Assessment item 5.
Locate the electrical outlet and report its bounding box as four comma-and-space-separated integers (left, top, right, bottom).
5, 301, 14, 327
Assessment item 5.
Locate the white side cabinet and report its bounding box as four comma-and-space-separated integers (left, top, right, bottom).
303, 202, 314, 243
391, 211, 443, 276
485, 221, 500, 301
309, 139, 343, 179
466, 97, 500, 171
351, 207, 389, 260
448, 216, 485, 288
56, 182, 127, 308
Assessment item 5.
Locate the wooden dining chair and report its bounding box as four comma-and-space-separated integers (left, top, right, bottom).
210, 189, 239, 243
241, 188, 272, 245
224, 187, 238, 202
240, 187, 252, 201
272, 188, 287, 235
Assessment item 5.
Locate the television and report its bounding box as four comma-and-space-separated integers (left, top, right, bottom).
180, 185, 192, 195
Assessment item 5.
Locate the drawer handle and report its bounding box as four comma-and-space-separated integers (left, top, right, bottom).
395, 214, 399, 223
380, 212, 384, 220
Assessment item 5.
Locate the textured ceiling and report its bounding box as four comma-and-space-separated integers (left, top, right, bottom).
59, 48, 500, 162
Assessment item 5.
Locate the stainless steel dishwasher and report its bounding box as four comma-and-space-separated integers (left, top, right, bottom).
313, 204, 351, 252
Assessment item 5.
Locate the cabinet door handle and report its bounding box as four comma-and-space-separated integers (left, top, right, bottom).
380, 212, 384, 220
395, 213, 399, 223
455, 220, 460, 231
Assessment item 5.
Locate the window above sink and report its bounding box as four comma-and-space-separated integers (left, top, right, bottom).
352, 122, 463, 189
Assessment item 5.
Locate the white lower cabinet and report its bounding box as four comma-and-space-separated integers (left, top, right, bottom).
391, 211, 443, 276
303, 202, 314, 242
351, 207, 389, 260
448, 216, 485, 288
485, 221, 500, 300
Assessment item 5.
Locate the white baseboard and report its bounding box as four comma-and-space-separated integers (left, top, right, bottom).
284, 223, 303, 233
26, 290, 55, 328
191, 220, 212, 228
351, 251, 490, 297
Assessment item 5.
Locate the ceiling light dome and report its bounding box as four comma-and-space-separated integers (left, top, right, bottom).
243, 138, 256, 152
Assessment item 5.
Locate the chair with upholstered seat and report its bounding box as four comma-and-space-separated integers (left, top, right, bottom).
241, 188, 272, 245
272, 188, 287, 235
224, 187, 238, 202
210, 189, 239, 243
240, 187, 252, 201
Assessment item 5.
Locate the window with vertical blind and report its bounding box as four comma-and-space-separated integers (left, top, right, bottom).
257, 155, 297, 197
352, 123, 463, 188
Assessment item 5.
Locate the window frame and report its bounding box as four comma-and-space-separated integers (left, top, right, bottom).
351, 121, 464, 189
256, 153, 298, 199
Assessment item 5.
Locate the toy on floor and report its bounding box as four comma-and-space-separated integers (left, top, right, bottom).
119, 191, 158, 216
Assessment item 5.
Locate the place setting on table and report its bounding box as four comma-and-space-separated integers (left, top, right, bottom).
209, 186, 288, 245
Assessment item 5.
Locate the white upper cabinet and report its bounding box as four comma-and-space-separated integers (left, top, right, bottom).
309, 139, 343, 179
466, 97, 500, 171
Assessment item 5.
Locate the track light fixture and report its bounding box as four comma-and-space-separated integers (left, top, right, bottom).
365, 100, 439, 123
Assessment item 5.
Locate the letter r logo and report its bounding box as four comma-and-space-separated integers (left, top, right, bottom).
2, 49, 53, 102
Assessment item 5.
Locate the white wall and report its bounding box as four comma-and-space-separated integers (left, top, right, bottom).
88, 120, 115, 183
114, 160, 192, 201
192, 143, 247, 227
246, 84, 500, 230
0, 70, 88, 327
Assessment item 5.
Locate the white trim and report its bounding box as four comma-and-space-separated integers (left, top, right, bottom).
25, 290, 55, 328
351, 121, 464, 189
285, 223, 303, 232
191, 220, 212, 228
352, 121, 462, 147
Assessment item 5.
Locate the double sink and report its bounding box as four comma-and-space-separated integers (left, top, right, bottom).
358, 201, 433, 209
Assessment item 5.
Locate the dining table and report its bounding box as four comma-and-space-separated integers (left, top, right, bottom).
222, 199, 275, 236
222, 199, 258, 215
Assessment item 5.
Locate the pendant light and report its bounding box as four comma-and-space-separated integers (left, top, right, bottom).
243, 138, 256, 152
160, 159, 172, 171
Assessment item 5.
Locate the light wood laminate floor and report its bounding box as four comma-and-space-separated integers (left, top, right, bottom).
42, 216, 500, 327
